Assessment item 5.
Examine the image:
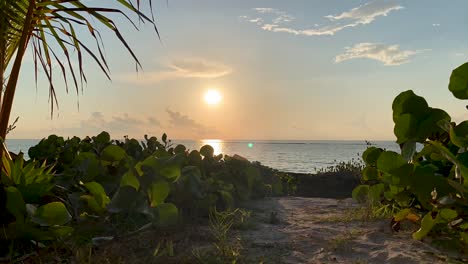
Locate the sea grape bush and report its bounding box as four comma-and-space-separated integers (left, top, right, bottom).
353, 62, 468, 250
1, 132, 292, 257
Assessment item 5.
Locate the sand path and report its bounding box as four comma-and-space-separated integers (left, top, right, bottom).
238, 197, 462, 264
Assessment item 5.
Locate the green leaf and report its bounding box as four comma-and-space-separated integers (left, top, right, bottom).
450, 121, 468, 148
368, 183, 385, 205
376, 151, 407, 174
449, 62, 468, 99
94, 131, 111, 144
174, 144, 186, 154
84, 182, 110, 208
352, 185, 369, 204
136, 156, 160, 175
101, 145, 126, 162
412, 212, 436, 240
200, 145, 214, 158
438, 209, 458, 222
80, 195, 103, 213
392, 90, 429, 122
49, 226, 74, 238
362, 166, 379, 181
394, 208, 412, 222
74, 152, 101, 182
156, 203, 178, 227
188, 150, 202, 164
362, 147, 382, 166
6, 186, 26, 223
121, 170, 140, 190
32, 202, 72, 226
394, 113, 418, 143
148, 180, 170, 207
108, 186, 146, 213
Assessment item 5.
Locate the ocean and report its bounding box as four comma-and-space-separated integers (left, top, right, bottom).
5, 139, 400, 174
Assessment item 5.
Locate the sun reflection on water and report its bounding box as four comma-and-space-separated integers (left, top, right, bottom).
201, 139, 223, 155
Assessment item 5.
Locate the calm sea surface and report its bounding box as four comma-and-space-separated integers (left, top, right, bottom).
6, 139, 399, 174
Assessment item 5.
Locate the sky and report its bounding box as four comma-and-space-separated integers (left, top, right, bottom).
8, 0, 468, 140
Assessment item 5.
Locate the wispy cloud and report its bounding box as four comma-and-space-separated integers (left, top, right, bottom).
334, 43, 425, 66
118, 58, 232, 84
240, 1, 403, 36
54, 112, 161, 137
166, 109, 217, 138
432, 23, 440, 27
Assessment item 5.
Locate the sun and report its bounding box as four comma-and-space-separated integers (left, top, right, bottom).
204, 89, 222, 105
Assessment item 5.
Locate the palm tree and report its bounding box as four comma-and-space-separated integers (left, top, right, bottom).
0, 0, 158, 156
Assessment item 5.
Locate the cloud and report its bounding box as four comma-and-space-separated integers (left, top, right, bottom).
166, 109, 217, 138
334, 43, 425, 66
240, 1, 403, 36
432, 23, 440, 27
118, 58, 232, 84
324, 1, 403, 24
55, 112, 161, 137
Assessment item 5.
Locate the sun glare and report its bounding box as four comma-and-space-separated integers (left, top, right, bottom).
204, 89, 222, 105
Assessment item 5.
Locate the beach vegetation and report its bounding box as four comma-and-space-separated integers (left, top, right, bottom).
353, 62, 468, 252
0, 132, 292, 261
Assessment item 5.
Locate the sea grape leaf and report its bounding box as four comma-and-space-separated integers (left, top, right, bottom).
180, 166, 204, 199
437, 208, 458, 222
84, 182, 110, 208
389, 163, 414, 187
108, 186, 144, 213
156, 203, 178, 227
159, 154, 185, 181
32, 202, 72, 226
411, 165, 452, 208
49, 226, 74, 238
74, 152, 101, 182
174, 144, 186, 154
352, 185, 369, 204
188, 150, 202, 164
376, 151, 407, 174
430, 141, 468, 181
412, 212, 436, 240
148, 179, 170, 207
121, 170, 140, 191
6, 186, 26, 223
392, 90, 429, 122
200, 145, 214, 158
449, 62, 468, 99
450, 121, 468, 147
394, 113, 418, 143
136, 156, 160, 175
362, 147, 382, 166
417, 108, 450, 138
80, 195, 103, 213
362, 166, 379, 181
368, 183, 385, 205
94, 131, 111, 145
101, 145, 126, 162
8, 222, 54, 241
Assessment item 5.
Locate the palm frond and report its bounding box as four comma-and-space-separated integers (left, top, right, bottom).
1, 0, 158, 117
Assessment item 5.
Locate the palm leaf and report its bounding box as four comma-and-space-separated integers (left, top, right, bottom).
1, 0, 158, 117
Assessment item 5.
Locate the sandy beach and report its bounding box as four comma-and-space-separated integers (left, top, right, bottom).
238, 197, 464, 264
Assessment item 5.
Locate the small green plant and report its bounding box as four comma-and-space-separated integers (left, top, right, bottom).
208, 207, 245, 263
